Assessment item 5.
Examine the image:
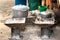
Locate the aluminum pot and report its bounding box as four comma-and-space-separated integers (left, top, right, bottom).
40, 11, 53, 18
12, 5, 29, 18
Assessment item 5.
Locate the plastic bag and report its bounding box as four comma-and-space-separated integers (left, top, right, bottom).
28, 0, 40, 10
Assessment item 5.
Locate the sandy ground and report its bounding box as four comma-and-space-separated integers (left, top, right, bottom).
21, 25, 60, 40
0, 0, 14, 40
0, 22, 11, 40
0, 0, 14, 21
0, 0, 60, 40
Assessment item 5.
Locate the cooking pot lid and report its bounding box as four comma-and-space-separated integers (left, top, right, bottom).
12, 5, 29, 11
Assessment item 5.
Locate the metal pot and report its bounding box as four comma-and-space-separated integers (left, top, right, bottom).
12, 5, 29, 18
40, 11, 53, 18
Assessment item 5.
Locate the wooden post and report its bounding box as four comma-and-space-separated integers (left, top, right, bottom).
46, 0, 52, 9
57, 0, 60, 7
42, 0, 45, 6
26, 0, 28, 6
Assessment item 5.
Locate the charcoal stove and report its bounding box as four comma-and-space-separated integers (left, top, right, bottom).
5, 18, 26, 40
4, 5, 29, 40
32, 11, 55, 38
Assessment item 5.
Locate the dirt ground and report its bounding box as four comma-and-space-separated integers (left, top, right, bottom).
0, 0, 14, 20
0, 0, 60, 40
0, 0, 14, 40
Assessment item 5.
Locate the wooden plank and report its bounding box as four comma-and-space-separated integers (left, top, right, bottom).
4, 18, 26, 24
